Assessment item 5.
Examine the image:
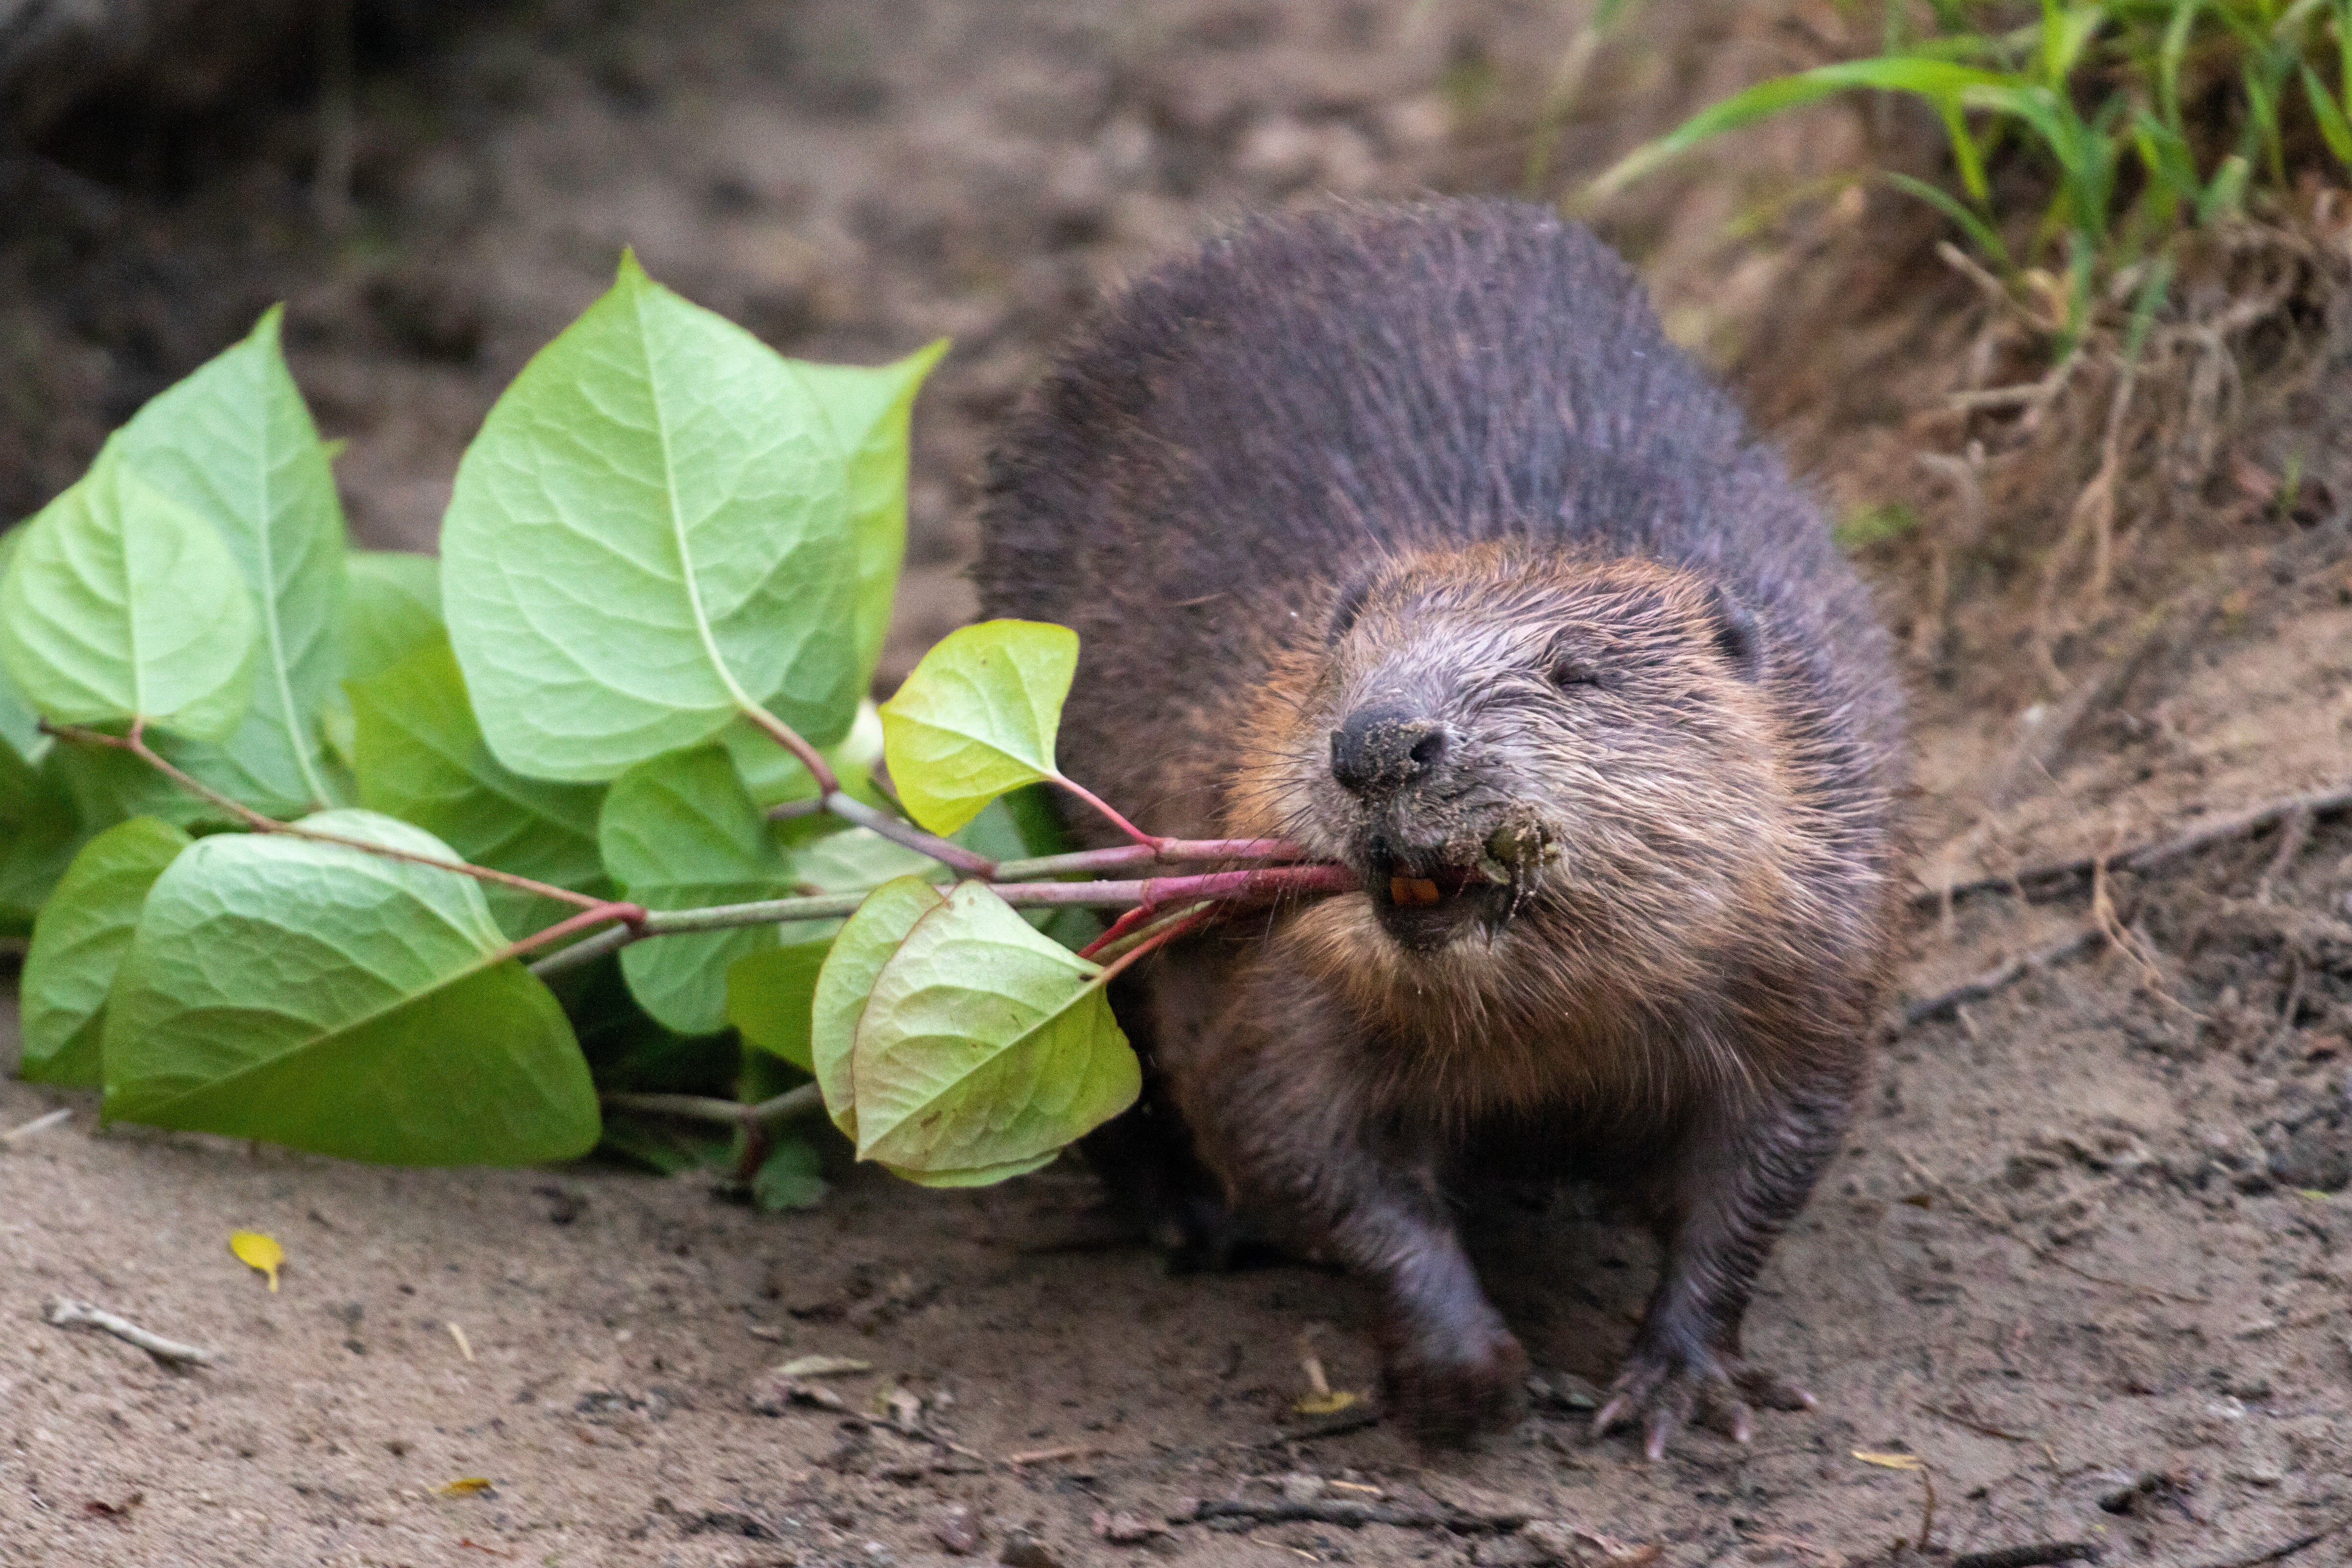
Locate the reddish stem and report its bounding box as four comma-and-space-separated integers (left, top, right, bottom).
993, 838, 1305, 881
1047, 772, 1160, 849
48, 721, 612, 912
1094, 907, 1215, 985
998, 862, 1358, 910
1077, 902, 1162, 961
737, 704, 840, 796
493, 901, 648, 966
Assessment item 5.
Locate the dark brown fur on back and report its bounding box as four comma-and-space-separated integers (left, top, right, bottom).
978, 199, 1907, 1450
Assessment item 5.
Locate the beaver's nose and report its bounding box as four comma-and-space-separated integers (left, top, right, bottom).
1330, 705, 1452, 796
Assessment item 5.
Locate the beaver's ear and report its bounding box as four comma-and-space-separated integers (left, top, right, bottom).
1327, 574, 1375, 645
1700, 583, 1764, 681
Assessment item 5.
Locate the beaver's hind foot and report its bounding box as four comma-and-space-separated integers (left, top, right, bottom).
1593, 1343, 1815, 1460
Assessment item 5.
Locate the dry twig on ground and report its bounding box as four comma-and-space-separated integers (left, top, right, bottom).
42, 1297, 217, 1369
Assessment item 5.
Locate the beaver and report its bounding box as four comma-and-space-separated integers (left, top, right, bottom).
976, 199, 1906, 1453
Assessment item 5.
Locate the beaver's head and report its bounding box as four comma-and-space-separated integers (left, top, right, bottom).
1237, 545, 1802, 972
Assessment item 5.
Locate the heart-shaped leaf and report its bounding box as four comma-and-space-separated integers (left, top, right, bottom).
790, 340, 948, 692
441, 252, 859, 783
809, 875, 945, 1141
600, 745, 794, 1035
0, 440, 260, 741
851, 880, 1138, 1181
113, 307, 348, 814
18, 816, 192, 1087
102, 809, 597, 1165
879, 619, 1078, 835
349, 637, 609, 938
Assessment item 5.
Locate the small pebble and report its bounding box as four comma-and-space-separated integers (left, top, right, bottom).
933, 1503, 981, 1555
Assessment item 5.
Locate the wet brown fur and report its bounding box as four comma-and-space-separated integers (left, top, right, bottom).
978, 200, 1907, 1449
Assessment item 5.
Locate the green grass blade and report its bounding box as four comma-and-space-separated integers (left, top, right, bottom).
2159, 0, 2204, 133
1882, 171, 2016, 268
2303, 62, 2352, 165
1937, 101, 1994, 203
2124, 248, 2177, 365
2198, 152, 2252, 223
1587, 58, 2020, 201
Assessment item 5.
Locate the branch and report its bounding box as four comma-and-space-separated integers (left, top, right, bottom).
528, 863, 1358, 980
818, 792, 995, 876
1900, 923, 2101, 1028
993, 838, 1303, 881
600, 1084, 825, 1128
46, 720, 612, 913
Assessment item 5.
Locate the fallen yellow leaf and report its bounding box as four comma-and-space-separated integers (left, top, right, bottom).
229, 1231, 284, 1292
1293, 1390, 1360, 1416
433, 1477, 494, 1496
1852, 1449, 1926, 1470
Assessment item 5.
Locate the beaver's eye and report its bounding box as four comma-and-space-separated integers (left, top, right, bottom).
1549, 658, 1599, 690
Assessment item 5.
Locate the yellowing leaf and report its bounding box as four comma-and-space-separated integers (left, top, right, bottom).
229, 1230, 284, 1291
1852, 1449, 1926, 1470
879, 619, 1077, 835
433, 1476, 494, 1496
1294, 1390, 1360, 1416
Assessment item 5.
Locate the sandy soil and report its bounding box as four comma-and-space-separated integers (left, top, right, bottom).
4, 2, 2351, 1565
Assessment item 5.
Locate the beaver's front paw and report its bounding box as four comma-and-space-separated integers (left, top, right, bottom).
1379, 1319, 1530, 1444
1593, 1344, 1814, 1460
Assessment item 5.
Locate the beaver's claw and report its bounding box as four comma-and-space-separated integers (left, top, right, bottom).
1592, 1346, 1814, 1460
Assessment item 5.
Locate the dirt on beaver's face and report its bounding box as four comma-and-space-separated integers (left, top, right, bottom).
1234, 545, 1803, 975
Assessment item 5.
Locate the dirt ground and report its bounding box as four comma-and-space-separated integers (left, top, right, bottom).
4, 2, 2351, 1566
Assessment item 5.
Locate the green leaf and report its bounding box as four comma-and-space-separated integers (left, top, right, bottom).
441, 252, 860, 784
889, 1150, 1061, 1190
726, 937, 833, 1070
0, 528, 45, 765
349, 637, 611, 939
809, 875, 945, 1140
878, 619, 1078, 835
851, 880, 1138, 1181
0, 746, 82, 934
18, 817, 191, 1087
751, 1134, 829, 1211
114, 307, 348, 814
791, 340, 948, 692
344, 551, 445, 683
102, 809, 597, 1164
600, 745, 794, 1035
0, 441, 260, 741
